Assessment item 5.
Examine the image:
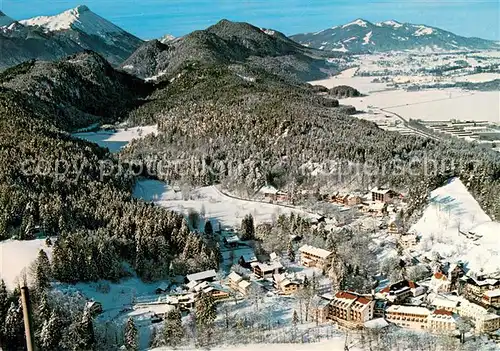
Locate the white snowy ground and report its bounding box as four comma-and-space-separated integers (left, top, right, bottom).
340, 89, 500, 123
411, 178, 500, 275
309, 69, 389, 94
0, 238, 52, 290
150, 337, 359, 351
133, 180, 316, 228
73, 125, 158, 153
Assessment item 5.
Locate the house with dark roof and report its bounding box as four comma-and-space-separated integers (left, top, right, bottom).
378, 280, 426, 303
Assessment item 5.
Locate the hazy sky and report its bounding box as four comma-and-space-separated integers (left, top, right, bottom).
3, 0, 499, 40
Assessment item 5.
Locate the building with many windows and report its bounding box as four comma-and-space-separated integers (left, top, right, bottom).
328, 291, 375, 329
427, 309, 459, 334
385, 305, 430, 330
298, 245, 333, 270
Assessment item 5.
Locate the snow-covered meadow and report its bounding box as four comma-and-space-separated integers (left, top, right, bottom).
133, 179, 316, 228
411, 178, 500, 275
73, 125, 158, 153
341, 89, 499, 123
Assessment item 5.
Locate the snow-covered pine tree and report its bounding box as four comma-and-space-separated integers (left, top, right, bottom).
287, 241, 295, 262
3, 301, 25, 349
163, 308, 184, 347
38, 310, 62, 350
124, 317, 138, 351
195, 291, 217, 346
33, 249, 52, 291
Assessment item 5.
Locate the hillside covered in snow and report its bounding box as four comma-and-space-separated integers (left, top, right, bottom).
411, 178, 500, 275
291, 19, 499, 53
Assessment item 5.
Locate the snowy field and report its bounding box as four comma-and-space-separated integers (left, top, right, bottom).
341, 89, 500, 123
151, 337, 358, 351
73, 125, 158, 153
411, 178, 500, 275
0, 238, 52, 290
133, 179, 316, 228
309, 74, 389, 94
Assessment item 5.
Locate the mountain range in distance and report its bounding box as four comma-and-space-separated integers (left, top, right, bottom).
291, 19, 499, 53
1, 6, 499, 73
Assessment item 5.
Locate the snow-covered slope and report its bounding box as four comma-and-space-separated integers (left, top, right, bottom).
411, 178, 500, 275
0, 6, 143, 70
291, 19, 499, 52
20, 5, 125, 36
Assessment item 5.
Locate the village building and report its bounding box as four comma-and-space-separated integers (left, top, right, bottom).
371, 187, 393, 203
378, 280, 425, 303
223, 234, 240, 248
310, 295, 331, 324
463, 277, 500, 301
187, 280, 230, 300
155, 282, 170, 295
259, 185, 279, 201
427, 309, 459, 334
482, 289, 500, 308
298, 244, 333, 270
399, 234, 418, 249
252, 261, 284, 279
165, 293, 196, 309
273, 273, 302, 295
328, 291, 375, 329
185, 269, 217, 284
227, 272, 253, 295
429, 272, 452, 293
428, 294, 460, 313
331, 193, 362, 207
385, 305, 430, 330
373, 299, 387, 318
458, 298, 500, 332
388, 218, 403, 234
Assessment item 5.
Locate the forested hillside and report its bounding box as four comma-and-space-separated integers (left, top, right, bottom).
121, 19, 339, 81
0, 51, 151, 131
122, 63, 500, 220
0, 58, 219, 284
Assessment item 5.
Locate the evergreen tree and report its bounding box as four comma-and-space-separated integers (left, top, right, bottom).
195, 291, 216, 346
195, 291, 216, 326
287, 241, 295, 262
38, 310, 62, 350
163, 309, 184, 348
204, 220, 213, 236
3, 301, 25, 349
33, 249, 52, 291
292, 310, 299, 326
76, 308, 95, 350
240, 214, 255, 241
0, 279, 8, 324
124, 317, 139, 351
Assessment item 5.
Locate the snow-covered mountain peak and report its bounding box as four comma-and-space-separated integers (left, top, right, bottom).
376, 20, 403, 28
159, 34, 176, 43
19, 5, 126, 36
342, 19, 369, 28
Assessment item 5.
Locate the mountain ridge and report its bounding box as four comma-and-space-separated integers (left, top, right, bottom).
291, 18, 499, 52
0, 6, 143, 70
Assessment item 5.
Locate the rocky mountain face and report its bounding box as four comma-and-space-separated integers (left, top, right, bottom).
121, 19, 340, 81
291, 19, 499, 53
0, 6, 143, 70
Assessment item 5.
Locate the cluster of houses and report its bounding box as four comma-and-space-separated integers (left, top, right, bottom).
303, 258, 500, 337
